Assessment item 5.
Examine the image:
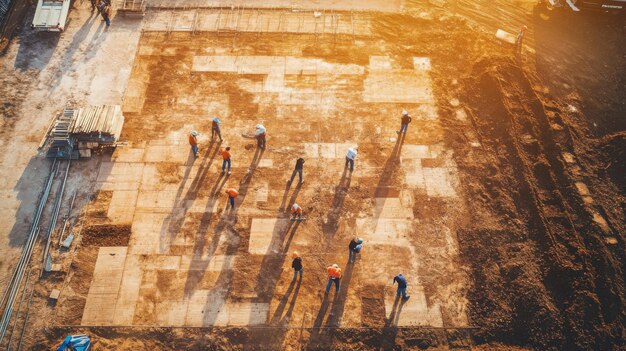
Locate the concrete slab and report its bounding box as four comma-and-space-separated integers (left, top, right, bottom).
357, 218, 413, 245
113, 148, 146, 163
144, 145, 191, 164
113, 254, 142, 325
82, 247, 128, 325
130, 212, 170, 254
374, 198, 414, 219
249, 218, 290, 254
180, 255, 236, 271
403, 159, 426, 188
107, 190, 138, 223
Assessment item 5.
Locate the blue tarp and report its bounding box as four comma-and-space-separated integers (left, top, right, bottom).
57, 334, 91, 351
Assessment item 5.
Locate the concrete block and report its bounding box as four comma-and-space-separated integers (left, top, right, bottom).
423, 167, 457, 197
369, 56, 392, 71
82, 247, 128, 325
385, 287, 443, 327
413, 57, 432, 71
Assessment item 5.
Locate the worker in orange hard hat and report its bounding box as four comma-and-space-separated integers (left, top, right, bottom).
325, 263, 342, 294
291, 251, 303, 280
291, 203, 303, 220
225, 188, 238, 210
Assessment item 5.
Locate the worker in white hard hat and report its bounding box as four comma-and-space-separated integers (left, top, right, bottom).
398, 110, 412, 134
189, 131, 199, 157
255, 124, 266, 150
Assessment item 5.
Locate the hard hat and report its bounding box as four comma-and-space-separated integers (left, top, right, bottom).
256, 124, 263, 129
356, 238, 363, 244
292, 251, 299, 259
191, 130, 198, 136
213, 117, 220, 122
332, 264, 339, 269
402, 110, 408, 116
292, 204, 299, 209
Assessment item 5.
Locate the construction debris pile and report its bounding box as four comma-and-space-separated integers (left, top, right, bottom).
44, 105, 124, 159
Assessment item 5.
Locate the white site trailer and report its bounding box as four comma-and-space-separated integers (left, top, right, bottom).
32, 0, 71, 32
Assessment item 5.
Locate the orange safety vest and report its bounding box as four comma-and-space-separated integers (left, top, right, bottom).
291, 206, 302, 214
188, 135, 197, 145
226, 189, 238, 198
221, 149, 231, 160
327, 266, 342, 279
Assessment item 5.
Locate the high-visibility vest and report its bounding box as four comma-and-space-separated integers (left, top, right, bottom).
189, 135, 197, 145
226, 189, 238, 197
292, 205, 302, 214
221, 149, 231, 160
327, 266, 342, 279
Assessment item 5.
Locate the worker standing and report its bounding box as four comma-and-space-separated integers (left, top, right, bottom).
292, 252, 303, 280
212, 117, 223, 142
516, 25, 528, 49
348, 237, 364, 263
345, 147, 357, 172
291, 203, 303, 220
255, 124, 266, 150
220, 146, 232, 175
288, 157, 305, 184
225, 188, 238, 210
398, 110, 412, 134
189, 131, 199, 157
325, 264, 342, 294
101, 3, 111, 27
393, 273, 410, 300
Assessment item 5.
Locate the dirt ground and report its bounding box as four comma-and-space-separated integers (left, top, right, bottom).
0, 0, 624, 350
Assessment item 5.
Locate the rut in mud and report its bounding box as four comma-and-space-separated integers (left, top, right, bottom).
454, 58, 625, 350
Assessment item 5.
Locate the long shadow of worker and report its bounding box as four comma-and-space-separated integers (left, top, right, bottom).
181, 147, 264, 327
322, 168, 352, 239
255, 217, 301, 298
159, 141, 219, 253
279, 181, 303, 212
381, 295, 408, 349
306, 259, 354, 349
374, 131, 406, 219
269, 273, 302, 326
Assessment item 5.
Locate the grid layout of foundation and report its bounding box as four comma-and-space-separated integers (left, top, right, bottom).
81, 34, 467, 329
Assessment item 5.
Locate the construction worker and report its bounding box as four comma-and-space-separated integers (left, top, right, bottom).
398, 110, 412, 134
255, 124, 266, 149
516, 25, 528, 49
189, 131, 199, 157
220, 146, 231, 175
345, 147, 357, 172
225, 188, 238, 210
292, 251, 303, 280
325, 264, 342, 294
101, 2, 111, 27
393, 273, 410, 300
348, 237, 364, 263
291, 203, 303, 220
288, 157, 305, 184
211, 117, 223, 142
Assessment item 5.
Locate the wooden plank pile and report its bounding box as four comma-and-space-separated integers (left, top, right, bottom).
72, 105, 124, 145
43, 105, 124, 159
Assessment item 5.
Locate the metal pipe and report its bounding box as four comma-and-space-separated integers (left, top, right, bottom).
42, 159, 71, 275
0, 159, 58, 343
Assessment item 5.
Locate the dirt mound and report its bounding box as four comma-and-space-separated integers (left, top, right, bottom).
453, 57, 626, 350
600, 132, 626, 193
81, 224, 132, 246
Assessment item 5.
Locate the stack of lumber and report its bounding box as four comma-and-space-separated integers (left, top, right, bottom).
71, 105, 124, 145
45, 108, 76, 159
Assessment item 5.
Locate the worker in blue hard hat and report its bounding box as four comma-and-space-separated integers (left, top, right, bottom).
211, 117, 223, 142
348, 237, 364, 263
